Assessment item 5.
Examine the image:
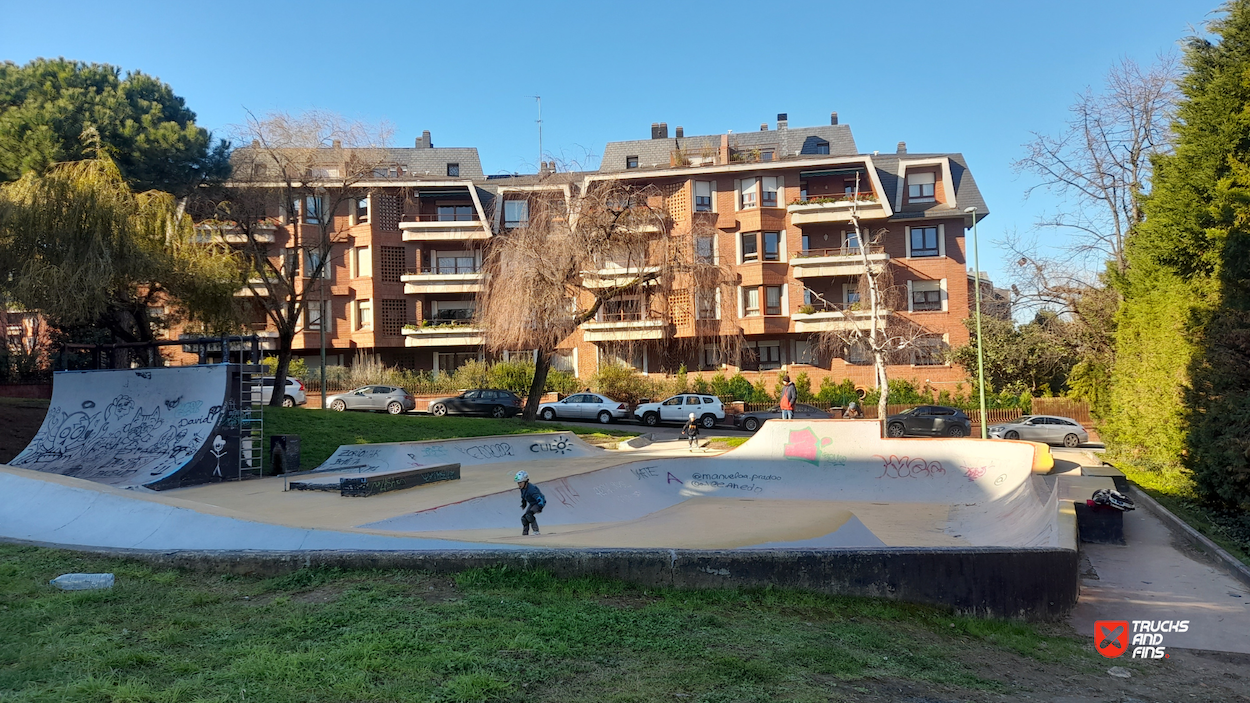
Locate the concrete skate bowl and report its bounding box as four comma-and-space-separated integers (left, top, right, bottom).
8, 365, 250, 490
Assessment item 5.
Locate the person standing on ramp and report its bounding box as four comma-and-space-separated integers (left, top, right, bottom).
515, 470, 546, 536
780, 375, 797, 420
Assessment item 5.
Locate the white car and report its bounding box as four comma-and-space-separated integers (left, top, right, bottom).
988, 415, 1089, 447
634, 394, 725, 429
256, 377, 307, 407
538, 393, 629, 424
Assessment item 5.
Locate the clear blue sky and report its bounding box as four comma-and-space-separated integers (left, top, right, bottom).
0, 0, 1219, 288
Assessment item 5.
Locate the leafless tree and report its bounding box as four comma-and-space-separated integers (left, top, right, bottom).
203, 110, 393, 405
1012, 55, 1178, 308
806, 186, 935, 425
477, 178, 733, 420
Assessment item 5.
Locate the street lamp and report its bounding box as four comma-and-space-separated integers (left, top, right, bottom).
315, 186, 328, 410
964, 206, 988, 439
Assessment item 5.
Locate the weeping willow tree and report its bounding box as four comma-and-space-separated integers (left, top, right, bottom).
0, 155, 244, 362
478, 179, 733, 420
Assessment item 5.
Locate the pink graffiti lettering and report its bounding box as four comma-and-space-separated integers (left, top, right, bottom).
875, 454, 946, 479
962, 465, 987, 482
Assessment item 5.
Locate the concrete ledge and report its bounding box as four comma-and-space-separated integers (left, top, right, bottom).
620, 434, 653, 449
1131, 487, 1250, 589
1, 540, 1079, 621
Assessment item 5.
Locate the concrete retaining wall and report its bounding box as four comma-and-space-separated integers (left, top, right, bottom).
8, 542, 1079, 621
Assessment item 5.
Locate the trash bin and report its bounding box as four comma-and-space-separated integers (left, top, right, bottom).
270, 435, 301, 475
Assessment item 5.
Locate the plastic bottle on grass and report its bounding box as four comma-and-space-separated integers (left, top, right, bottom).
49, 573, 114, 591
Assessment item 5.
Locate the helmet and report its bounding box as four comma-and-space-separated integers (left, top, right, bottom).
514, 470, 529, 483
849, 402, 857, 409
689, 413, 696, 419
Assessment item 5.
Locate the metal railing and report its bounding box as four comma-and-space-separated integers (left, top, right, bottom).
400, 213, 481, 223
597, 311, 647, 322
794, 245, 885, 259
789, 194, 879, 206
408, 264, 481, 275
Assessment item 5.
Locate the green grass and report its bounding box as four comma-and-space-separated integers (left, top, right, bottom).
263, 407, 636, 470
1114, 461, 1250, 568
708, 436, 750, 448
0, 544, 1104, 703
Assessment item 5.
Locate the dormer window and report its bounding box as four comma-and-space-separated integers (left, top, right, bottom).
372, 166, 399, 178
815, 141, 830, 155
626, 156, 639, 169
907, 171, 936, 202
447, 163, 460, 177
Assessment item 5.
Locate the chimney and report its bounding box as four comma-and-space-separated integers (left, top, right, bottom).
897, 141, 907, 154
776, 113, 788, 130
675, 126, 684, 138
658, 122, 669, 139
760, 123, 768, 131
830, 112, 839, 125
417, 130, 432, 149
720, 133, 730, 165
332, 139, 342, 149
651, 122, 661, 139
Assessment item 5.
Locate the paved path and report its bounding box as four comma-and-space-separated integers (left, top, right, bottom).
1054, 449, 1250, 655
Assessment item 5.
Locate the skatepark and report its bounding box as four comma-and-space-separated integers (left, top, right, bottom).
0, 365, 1079, 618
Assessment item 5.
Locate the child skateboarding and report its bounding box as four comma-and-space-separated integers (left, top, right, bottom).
515, 470, 546, 536
681, 412, 701, 452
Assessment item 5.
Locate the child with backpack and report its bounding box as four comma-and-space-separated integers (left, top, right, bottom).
682, 412, 701, 451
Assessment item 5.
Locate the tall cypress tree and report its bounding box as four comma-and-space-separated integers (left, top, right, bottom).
1109, 0, 1250, 507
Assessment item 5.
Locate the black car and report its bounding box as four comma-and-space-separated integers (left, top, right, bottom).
885, 405, 972, 438
428, 389, 522, 418
735, 403, 833, 432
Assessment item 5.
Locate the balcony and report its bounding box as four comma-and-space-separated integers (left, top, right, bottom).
196, 223, 277, 245
582, 264, 661, 289
792, 304, 889, 333
400, 213, 490, 241
235, 279, 270, 297
790, 246, 889, 278
787, 196, 887, 225
401, 264, 484, 294
402, 322, 484, 348
582, 312, 666, 342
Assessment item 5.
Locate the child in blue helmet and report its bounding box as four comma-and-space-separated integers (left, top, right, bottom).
515, 470, 546, 536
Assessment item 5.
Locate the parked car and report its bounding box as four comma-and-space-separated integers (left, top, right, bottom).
885, 405, 972, 438
734, 403, 833, 432
428, 389, 522, 418
256, 377, 307, 407
537, 393, 629, 424
989, 415, 1088, 447
326, 385, 416, 414
633, 394, 726, 429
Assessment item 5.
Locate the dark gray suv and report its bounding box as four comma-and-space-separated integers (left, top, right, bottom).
885, 406, 972, 438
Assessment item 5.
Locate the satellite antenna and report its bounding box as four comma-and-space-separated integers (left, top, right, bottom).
527, 95, 543, 169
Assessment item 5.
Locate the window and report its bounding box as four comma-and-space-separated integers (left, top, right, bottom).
435, 254, 476, 274
550, 349, 575, 373
912, 337, 947, 366
355, 300, 372, 330
760, 150, 775, 162
911, 280, 942, 312
847, 340, 871, 365
504, 200, 529, 227
702, 344, 724, 369
306, 301, 328, 331
372, 166, 399, 178
695, 235, 715, 263
762, 231, 780, 261
844, 283, 860, 305
354, 196, 369, 224
815, 141, 830, 155
745, 341, 781, 370
694, 181, 713, 212
626, 156, 639, 169
304, 249, 330, 279
437, 205, 475, 222
252, 163, 267, 178
696, 291, 718, 320
909, 226, 939, 257
761, 176, 779, 207
297, 196, 324, 224
379, 246, 405, 283
352, 246, 370, 278
741, 232, 758, 262
907, 171, 936, 202
662, 397, 682, 406
447, 163, 460, 177
283, 248, 300, 277
743, 287, 760, 316
765, 286, 782, 315
436, 352, 479, 374
739, 177, 758, 209
844, 230, 861, 252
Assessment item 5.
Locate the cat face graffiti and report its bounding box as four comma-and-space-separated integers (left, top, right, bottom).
103, 396, 137, 427
123, 407, 162, 444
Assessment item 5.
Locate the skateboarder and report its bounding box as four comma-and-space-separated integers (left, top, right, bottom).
515, 470, 546, 536
682, 413, 701, 451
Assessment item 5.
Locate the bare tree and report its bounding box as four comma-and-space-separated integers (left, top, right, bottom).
807, 185, 934, 426
204, 111, 393, 406
477, 178, 732, 420
1012, 55, 1178, 306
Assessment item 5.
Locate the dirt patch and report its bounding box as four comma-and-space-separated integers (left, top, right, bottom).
291, 583, 349, 605
416, 577, 460, 603
0, 399, 48, 463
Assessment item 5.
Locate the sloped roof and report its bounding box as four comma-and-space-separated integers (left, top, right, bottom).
230, 146, 483, 181
598, 124, 857, 173
870, 152, 988, 219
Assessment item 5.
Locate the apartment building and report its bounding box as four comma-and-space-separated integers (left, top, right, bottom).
202, 115, 995, 391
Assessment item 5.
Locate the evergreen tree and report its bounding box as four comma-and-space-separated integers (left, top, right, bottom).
1109, 1, 1250, 507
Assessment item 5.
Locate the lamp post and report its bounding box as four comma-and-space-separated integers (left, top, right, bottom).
964, 206, 988, 439
315, 186, 328, 410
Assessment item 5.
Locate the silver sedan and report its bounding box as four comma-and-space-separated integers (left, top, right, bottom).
537, 393, 629, 424
326, 386, 416, 414
988, 415, 1089, 447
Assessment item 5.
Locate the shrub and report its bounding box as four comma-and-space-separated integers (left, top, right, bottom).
591, 364, 651, 407
261, 355, 309, 380
816, 377, 859, 407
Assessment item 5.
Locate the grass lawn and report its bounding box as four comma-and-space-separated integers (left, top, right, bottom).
0, 544, 1110, 703
263, 407, 637, 470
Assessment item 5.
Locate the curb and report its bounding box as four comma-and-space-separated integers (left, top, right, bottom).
1130, 486, 1250, 589
620, 433, 653, 449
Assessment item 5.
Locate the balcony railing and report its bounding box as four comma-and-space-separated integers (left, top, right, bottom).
400, 213, 481, 223
409, 264, 481, 275
789, 194, 878, 206
794, 245, 885, 259
599, 311, 645, 322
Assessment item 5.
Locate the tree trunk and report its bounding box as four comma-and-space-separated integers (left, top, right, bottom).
269, 332, 295, 408
876, 350, 889, 433
522, 347, 553, 421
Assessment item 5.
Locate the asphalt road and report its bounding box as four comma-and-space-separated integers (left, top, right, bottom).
532, 416, 755, 440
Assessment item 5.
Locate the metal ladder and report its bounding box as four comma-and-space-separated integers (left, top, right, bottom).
237, 361, 265, 479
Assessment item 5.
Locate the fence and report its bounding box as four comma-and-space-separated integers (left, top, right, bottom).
1030, 398, 1092, 425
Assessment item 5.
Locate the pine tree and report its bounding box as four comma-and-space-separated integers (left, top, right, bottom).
1109, 0, 1250, 507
